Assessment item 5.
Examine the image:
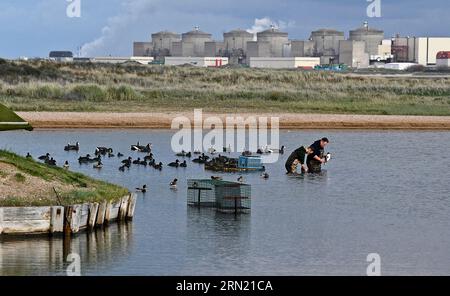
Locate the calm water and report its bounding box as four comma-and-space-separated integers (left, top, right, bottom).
1, 129, 450, 275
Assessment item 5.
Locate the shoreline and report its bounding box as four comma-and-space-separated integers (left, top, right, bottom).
18, 112, 450, 130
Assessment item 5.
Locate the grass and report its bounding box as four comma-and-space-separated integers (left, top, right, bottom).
0, 150, 129, 207
0, 60, 449, 115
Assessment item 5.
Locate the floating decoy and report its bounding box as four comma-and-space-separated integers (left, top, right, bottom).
208, 147, 217, 154
280, 145, 285, 154
132, 158, 142, 165
237, 176, 244, 183
93, 161, 103, 169
193, 149, 201, 155
38, 153, 50, 160
180, 160, 187, 168
78, 154, 91, 163
117, 152, 124, 158
108, 152, 115, 158
139, 160, 148, 166
121, 157, 132, 165
325, 152, 332, 163
131, 142, 152, 153
153, 162, 163, 170
26, 153, 32, 159
63, 161, 70, 169
64, 142, 80, 151
144, 153, 153, 162
95, 147, 113, 156
170, 179, 178, 189
261, 172, 269, 179
168, 159, 180, 167
119, 165, 127, 172
136, 185, 147, 193
211, 176, 222, 180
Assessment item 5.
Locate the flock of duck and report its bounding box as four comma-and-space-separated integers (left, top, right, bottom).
26, 141, 272, 194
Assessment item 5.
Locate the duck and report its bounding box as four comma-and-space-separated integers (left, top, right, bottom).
136, 185, 147, 193
38, 153, 50, 160
108, 152, 115, 158
170, 179, 178, 189
64, 142, 80, 151
280, 145, 285, 154
63, 161, 70, 169
26, 152, 32, 159
144, 153, 153, 162
139, 160, 148, 166
261, 172, 269, 179
132, 158, 141, 165
180, 160, 187, 168
153, 162, 163, 170
237, 176, 244, 183
46, 158, 57, 166
193, 149, 201, 155
93, 161, 103, 169
121, 157, 132, 165
168, 159, 180, 167
119, 164, 127, 172
78, 154, 91, 163
117, 152, 124, 158
211, 176, 222, 180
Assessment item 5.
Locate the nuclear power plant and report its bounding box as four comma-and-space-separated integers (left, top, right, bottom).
131, 21, 450, 69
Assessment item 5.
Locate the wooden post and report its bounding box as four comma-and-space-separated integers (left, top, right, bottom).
70, 205, 81, 234
104, 201, 113, 224
119, 195, 129, 221
96, 201, 107, 226
126, 193, 137, 220
64, 206, 73, 237
88, 203, 99, 230
50, 206, 64, 234
0, 208, 3, 235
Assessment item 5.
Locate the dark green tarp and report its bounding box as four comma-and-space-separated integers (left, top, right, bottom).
0, 103, 33, 131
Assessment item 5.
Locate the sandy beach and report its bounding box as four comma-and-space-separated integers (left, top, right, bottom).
18, 112, 450, 130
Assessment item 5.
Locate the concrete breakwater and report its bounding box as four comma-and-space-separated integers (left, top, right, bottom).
0, 193, 137, 235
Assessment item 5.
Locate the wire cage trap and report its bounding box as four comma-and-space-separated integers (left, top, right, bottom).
187, 179, 251, 214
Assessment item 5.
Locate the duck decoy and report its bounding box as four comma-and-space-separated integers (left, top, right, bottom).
139, 160, 148, 166
119, 165, 127, 172
325, 152, 332, 163
136, 185, 147, 193
144, 153, 153, 162
117, 152, 124, 158
63, 161, 70, 169
26, 153, 32, 159
132, 158, 141, 165
193, 149, 201, 155
211, 176, 222, 180
168, 159, 180, 167
261, 172, 269, 179
180, 160, 187, 168
93, 161, 103, 169
108, 152, 115, 158
64, 142, 80, 151
170, 179, 178, 189
237, 176, 244, 183
153, 162, 163, 170
78, 154, 91, 163
38, 153, 50, 160
46, 158, 57, 166
280, 145, 285, 154
95, 147, 113, 156
121, 157, 132, 165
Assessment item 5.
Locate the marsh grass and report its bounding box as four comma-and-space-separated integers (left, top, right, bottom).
0, 150, 129, 207
1, 60, 450, 115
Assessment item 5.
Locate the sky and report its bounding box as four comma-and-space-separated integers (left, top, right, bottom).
0, 0, 449, 58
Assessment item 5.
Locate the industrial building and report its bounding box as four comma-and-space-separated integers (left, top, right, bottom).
249, 57, 320, 69
49, 51, 74, 62
125, 21, 450, 69
164, 57, 228, 67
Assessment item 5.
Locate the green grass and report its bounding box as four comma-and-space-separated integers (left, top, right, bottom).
0, 60, 450, 116
0, 150, 129, 207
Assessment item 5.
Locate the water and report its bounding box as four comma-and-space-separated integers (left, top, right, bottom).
1, 129, 450, 275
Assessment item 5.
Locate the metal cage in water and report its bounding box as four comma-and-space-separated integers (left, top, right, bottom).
187, 179, 251, 214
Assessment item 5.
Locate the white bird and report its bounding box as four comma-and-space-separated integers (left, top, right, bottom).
325, 153, 332, 163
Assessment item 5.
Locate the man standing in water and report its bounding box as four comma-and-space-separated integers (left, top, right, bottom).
306, 137, 330, 173
285, 146, 314, 174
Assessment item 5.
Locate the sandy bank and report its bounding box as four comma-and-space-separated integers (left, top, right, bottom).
18, 112, 450, 130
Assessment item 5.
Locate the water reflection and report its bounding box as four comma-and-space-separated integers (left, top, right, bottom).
0, 223, 133, 276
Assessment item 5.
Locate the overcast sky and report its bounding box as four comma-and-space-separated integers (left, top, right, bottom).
1, 0, 449, 58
